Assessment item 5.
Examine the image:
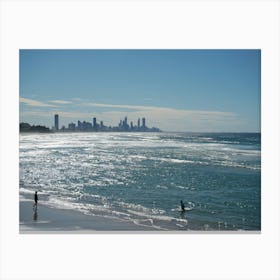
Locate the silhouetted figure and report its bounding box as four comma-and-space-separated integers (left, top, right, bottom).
180, 200, 185, 211
34, 191, 38, 210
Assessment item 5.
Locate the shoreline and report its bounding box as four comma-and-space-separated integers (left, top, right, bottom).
19, 200, 261, 234
19, 200, 155, 233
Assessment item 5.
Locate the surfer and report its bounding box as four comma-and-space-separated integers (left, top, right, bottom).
180, 200, 185, 211
34, 191, 38, 209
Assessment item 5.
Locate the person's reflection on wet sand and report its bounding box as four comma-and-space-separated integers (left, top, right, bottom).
33, 209, 38, 221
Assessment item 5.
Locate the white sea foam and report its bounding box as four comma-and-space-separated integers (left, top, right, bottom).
127, 209, 188, 225
19, 187, 35, 194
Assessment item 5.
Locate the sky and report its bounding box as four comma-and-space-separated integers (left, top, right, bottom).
19, 49, 260, 132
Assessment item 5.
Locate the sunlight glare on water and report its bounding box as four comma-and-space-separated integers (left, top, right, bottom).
19, 132, 261, 230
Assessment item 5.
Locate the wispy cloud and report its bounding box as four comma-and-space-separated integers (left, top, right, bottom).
20, 110, 91, 119
20, 97, 73, 108
81, 102, 236, 118
94, 106, 238, 131
20, 101, 240, 132
49, 100, 73, 105
20, 97, 58, 107
81, 102, 150, 110
71, 97, 84, 101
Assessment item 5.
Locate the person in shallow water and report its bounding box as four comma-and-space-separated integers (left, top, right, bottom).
180, 200, 185, 211
34, 191, 38, 209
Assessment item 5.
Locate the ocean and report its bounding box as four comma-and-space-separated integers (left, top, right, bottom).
19, 132, 261, 231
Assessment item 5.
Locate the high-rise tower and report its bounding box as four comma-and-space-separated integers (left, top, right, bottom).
54, 114, 59, 130
93, 117, 97, 128
142, 117, 146, 128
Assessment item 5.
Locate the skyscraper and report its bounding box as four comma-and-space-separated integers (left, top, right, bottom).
77, 120, 81, 130
93, 117, 97, 129
54, 114, 59, 130
142, 117, 146, 128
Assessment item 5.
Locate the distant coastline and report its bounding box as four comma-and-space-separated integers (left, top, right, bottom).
19, 127, 260, 135
19, 128, 162, 134
20, 123, 51, 133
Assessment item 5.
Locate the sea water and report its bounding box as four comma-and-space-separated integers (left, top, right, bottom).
19, 132, 261, 231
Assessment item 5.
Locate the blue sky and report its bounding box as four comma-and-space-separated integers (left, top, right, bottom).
20, 49, 260, 132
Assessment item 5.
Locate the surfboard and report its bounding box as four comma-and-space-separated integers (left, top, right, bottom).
172, 206, 193, 212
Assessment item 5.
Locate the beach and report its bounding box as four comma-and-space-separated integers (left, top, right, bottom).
20, 200, 151, 233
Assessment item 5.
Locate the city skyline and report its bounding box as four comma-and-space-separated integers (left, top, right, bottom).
20, 113, 161, 133
54, 114, 160, 132
20, 50, 261, 132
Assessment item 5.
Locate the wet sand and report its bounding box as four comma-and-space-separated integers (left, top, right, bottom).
19, 200, 152, 233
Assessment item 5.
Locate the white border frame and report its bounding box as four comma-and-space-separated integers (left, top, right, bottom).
1, 0, 279, 279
